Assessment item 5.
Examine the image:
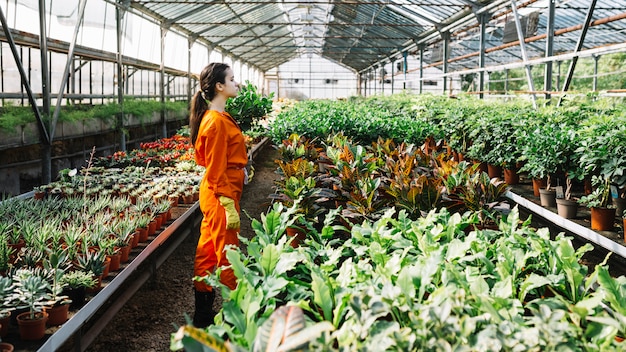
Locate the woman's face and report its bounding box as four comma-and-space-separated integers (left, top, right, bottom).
219, 68, 239, 98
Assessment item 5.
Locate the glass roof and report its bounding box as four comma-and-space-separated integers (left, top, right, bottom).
129, 0, 626, 74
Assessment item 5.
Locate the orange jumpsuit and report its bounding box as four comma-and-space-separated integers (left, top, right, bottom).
193, 110, 247, 292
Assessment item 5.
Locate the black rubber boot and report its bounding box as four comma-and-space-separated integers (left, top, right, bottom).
193, 290, 216, 328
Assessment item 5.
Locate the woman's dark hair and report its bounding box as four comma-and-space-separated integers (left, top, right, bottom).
189, 63, 230, 145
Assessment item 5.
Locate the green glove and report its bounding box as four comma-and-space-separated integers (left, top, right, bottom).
218, 196, 240, 230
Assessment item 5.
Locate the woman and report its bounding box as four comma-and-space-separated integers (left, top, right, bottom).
189, 63, 247, 328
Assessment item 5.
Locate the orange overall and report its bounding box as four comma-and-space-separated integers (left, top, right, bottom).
193, 110, 247, 292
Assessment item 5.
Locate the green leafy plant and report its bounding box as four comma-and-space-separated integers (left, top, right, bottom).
12, 268, 51, 320
226, 81, 274, 129
579, 175, 613, 209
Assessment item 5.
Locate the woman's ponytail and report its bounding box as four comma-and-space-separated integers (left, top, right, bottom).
188, 63, 230, 146
189, 90, 208, 145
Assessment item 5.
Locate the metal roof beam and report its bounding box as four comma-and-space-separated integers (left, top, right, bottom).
558, 0, 598, 105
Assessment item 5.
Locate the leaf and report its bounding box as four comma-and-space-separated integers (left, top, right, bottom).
397, 264, 417, 298
311, 270, 333, 321
226, 250, 247, 282
253, 306, 306, 352
277, 321, 335, 352
518, 273, 552, 302
260, 244, 280, 275
222, 300, 247, 334
273, 252, 303, 276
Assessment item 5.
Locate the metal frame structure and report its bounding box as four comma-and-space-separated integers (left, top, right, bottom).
1, 0, 626, 181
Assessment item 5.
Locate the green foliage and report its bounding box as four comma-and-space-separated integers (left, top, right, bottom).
0, 104, 36, 132
191, 205, 626, 350
268, 95, 437, 146
0, 98, 188, 133
579, 176, 613, 209
226, 81, 273, 128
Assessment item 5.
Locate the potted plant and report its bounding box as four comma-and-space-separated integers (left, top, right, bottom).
42, 251, 72, 326
0, 233, 14, 275
554, 125, 583, 219
442, 162, 509, 228
225, 80, 274, 131
12, 268, 51, 340
0, 277, 15, 338
60, 271, 97, 310
270, 176, 331, 246
76, 250, 107, 292
517, 120, 571, 205
579, 176, 616, 231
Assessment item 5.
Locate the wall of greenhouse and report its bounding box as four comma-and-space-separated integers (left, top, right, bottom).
0, 0, 266, 108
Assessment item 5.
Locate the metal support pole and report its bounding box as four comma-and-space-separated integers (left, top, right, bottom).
511, 0, 537, 108
187, 37, 195, 106
116, 4, 126, 151
478, 14, 487, 99
374, 66, 378, 95
403, 51, 408, 91
556, 61, 561, 90
593, 55, 600, 91
363, 73, 368, 97
39, 0, 52, 184
0, 6, 48, 143
391, 59, 395, 95
380, 63, 385, 95
442, 32, 449, 94
544, 0, 556, 100
160, 25, 167, 138
558, 0, 597, 106
419, 45, 424, 94
51, 0, 87, 140
505, 69, 509, 93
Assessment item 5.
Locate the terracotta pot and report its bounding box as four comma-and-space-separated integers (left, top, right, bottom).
474, 161, 488, 174
532, 178, 546, 197
87, 275, 102, 293
539, 188, 557, 207
182, 194, 194, 204
487, 164, 502, 179
119, 244, 131, 263
590, 207, 616, 231
154, 215, 163, 229
0, 312, 9, 337
556, 198, 578, 219
108, 252, 121, 272
136, 228, 148, 244
46, 303, 69, 326
16, 311, 48, 340
158, 212, 168, 227
0, 342, 13, 352
286, 226, 306, 248
147, 220, 157, 236
101, 256, 112, 279
503, 168, 519, 185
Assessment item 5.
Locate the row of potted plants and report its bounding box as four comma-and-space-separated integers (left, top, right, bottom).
267, 94, 626, 232
175, 198, 626, 350
0, 129, 208, 343
0, 84, 276, 346
0, 189, 176, 341
270, 133, 508, 237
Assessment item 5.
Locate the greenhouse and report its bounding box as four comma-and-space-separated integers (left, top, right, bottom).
1, 0, 626, 351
